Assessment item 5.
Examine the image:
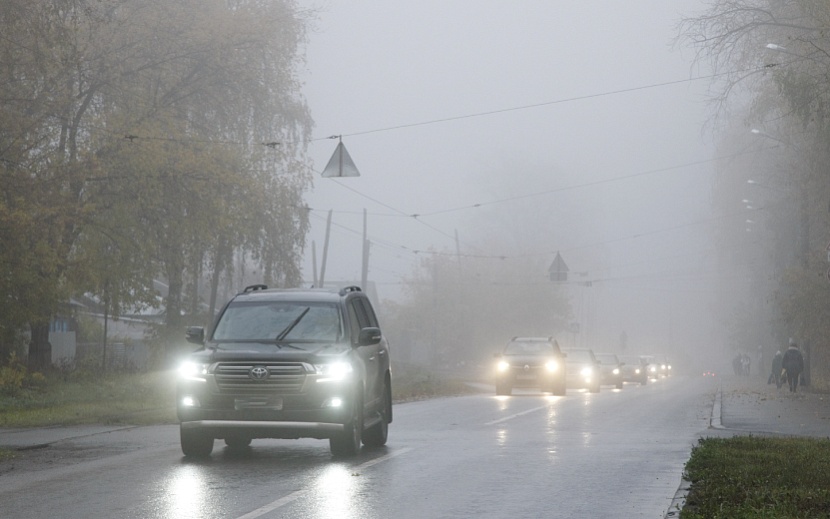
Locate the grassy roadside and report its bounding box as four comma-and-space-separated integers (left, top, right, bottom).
680, 436, 830, 518
0, 364, 481, 429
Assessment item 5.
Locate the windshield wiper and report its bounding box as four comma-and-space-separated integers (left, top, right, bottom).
275, 307, 310, 343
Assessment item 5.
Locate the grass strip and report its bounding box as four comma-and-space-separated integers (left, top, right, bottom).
0, 365, 480, 428
681, 436, 830, 518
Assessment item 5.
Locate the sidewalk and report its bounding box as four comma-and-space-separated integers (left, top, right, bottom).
665, 374, 830, 518
0, 425, 138, 450
716, 373, 830, 437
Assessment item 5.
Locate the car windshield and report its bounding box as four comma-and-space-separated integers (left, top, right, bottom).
564, 349, 593, 363
212, 301, 342, 343
504, 341, 556, 355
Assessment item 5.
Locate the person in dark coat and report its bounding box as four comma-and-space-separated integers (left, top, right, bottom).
781, 339, 805, 393
769, 350, 783, 388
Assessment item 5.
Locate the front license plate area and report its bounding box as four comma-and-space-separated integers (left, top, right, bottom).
234, 397, 283, 411
516, 374, 536, 381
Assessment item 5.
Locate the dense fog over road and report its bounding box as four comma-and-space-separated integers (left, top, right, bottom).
299, 1, 720, 367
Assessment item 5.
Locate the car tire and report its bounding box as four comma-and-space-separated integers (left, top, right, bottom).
330, 390, 363, 457
362, 379, 390, 447
224, 437, 252, 449
553, 380, 566, 396
616, 381, 623, 390
495, 382, 512, 396
181, 425, 213, 458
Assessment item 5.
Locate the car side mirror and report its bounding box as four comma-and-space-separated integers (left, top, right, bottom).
357, 327, 382, 346
186, 326, 205, 345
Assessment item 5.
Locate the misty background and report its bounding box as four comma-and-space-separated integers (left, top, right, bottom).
298, 1, 719, 368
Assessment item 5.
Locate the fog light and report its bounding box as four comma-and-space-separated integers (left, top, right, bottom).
323, 397, 344, 408
181, 396, 200, 408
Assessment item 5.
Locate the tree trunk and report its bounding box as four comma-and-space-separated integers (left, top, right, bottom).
28, 321, 51, 371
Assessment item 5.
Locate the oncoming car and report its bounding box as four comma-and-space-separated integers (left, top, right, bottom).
493, 337, 566, 396
562, 348, 601, 393
618, 355, 649, 385
594, 352, 624, 389
176, 285, 392, 458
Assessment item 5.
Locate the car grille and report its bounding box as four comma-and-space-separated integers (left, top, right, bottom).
214, 362, 307, 394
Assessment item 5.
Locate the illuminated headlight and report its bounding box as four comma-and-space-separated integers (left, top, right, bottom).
315, 362, 353, 382
668, 365, 672, 370
635, 368, 641, 374
612, 368, 620, 375
496, 360, 510, 372
545, 360, 559, 372
580, 366, 593, 377
649, 366, 657, 372
661, 364, 667, 370
178, 361, 209, 381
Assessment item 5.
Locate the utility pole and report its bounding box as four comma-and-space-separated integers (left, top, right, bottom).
319, 210, 332, 288
311, 241, 318, 287
361, 209, 370, 289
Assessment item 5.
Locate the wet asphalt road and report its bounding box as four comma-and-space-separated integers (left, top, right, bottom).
0, 375, 717, 519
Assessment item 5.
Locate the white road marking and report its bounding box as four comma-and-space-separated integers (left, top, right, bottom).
484, 403, 555, 425
235, 447, 413, 519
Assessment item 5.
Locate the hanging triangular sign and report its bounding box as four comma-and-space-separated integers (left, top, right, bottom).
321, 141, 360, 177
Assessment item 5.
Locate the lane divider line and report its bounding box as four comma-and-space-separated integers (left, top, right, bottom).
235, 447, 413, 519
484, 403, 554, 426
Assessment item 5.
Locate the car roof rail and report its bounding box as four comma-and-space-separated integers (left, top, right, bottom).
339, 286, 362, 296
242, 284, 268, 293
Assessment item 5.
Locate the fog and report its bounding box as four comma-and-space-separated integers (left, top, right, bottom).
298, 1, 722, 369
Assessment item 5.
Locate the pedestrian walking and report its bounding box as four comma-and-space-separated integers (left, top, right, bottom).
769, 350, 783, 388
781, 339, 805, 393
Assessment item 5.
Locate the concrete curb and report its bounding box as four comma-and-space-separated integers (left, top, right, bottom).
664, 384, 722, 518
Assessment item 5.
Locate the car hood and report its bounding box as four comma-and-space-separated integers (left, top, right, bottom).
502, 354, 559, 365
191, 342, 351, 363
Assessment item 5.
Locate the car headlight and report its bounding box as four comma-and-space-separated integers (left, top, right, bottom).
668, 365, 672, 370
650, 366, 657, 372
661, 364, 667, 370
612, 368, 620, 375
178, 361, 209, 381
545, 360, 559, 372
496, 360, 510, 372
635, 368, 641, 374
580, 366, 593, 377
315, 361, 353, 382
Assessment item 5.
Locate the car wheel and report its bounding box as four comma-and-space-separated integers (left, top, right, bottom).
224, 437, 252, 449
495, 382, 512, 396
181, 425, 213, 458
553, 380, 566, 396
616, 381, 623, 390
640, 377, 647, 386
362, 379, 390, 447
330, 390, 363, 457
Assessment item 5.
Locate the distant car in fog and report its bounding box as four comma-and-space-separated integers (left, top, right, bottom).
618, 355, 648, 385
493, 337, 567, 396
643, 354, 671, 378
561, 348, 601, 393
594, 352, 624, 389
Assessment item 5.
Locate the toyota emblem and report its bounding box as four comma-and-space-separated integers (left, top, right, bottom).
523, 364, 530, 371
249, 366, 269, 380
